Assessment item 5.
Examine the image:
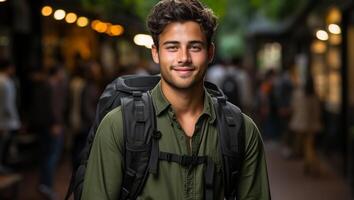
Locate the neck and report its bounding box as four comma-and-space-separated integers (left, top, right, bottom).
161, 81, 204, 117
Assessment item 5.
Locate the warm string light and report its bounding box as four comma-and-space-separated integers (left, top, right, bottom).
41, 6, 53, 16
53, 9, 66, 20
41, 6, 124, 37
77, 17, 89, 27
65, 13, 77, 24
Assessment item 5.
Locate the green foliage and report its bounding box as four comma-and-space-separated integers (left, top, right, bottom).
217, 31, 245, 59
260, 0, 307, 20
79, 0, 307, 59
132, 0, 159, 20
129, 0, 228, 21
80, 0, 228, 20
202, 0, 227, 19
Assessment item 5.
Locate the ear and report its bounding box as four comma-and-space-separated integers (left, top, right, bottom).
151, 44, 160, 64
207, 43, 215, 64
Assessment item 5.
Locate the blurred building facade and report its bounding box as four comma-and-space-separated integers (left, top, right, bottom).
0, 0, 157, 111
245, 0, 354, 195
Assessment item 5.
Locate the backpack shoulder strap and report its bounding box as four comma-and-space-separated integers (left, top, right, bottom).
119, 90, 158, 200
212, 94, 245, 200
65, 75, 160, 200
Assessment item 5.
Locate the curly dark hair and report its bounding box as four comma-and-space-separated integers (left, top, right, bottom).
147, 0, 218, 48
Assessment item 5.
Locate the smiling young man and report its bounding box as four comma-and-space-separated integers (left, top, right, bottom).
81, 0, 270, 199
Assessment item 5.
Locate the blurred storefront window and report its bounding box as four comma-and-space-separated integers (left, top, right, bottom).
310, 3, 354, 196
257, 42, 282, 73
311, 8, 342, 114
309, 6, 346, 172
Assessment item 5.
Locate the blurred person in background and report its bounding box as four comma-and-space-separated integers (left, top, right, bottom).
274, 64, 296, 158
69, 60, 103, 168
221, 57, 252, 113
289, 76, 323, 176
40, 64, 68, 199
256, 69, 279, 140
68, 61, 86, 168
0, 59, 21, 173
220, 59, 242, 109
28, 63, 68, 200
205, 59, 226, 88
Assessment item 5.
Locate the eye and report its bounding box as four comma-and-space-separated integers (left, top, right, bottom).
190, 45, 202, 52
166, 45, 178, 51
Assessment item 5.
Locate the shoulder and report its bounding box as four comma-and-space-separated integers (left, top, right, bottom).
242, 114, 259, 134
95, 106, 124, 151
241, 113, 263, 152
99, 106, 123, 132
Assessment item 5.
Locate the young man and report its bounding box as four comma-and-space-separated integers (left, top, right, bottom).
81, 0, 270, 199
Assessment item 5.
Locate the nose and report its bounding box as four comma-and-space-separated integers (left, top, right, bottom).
177, 47, 191, 64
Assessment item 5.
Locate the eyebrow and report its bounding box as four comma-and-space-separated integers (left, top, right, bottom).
162, 40, 206, 46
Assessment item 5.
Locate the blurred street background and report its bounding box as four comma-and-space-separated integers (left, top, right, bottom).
0, 0, 353, 199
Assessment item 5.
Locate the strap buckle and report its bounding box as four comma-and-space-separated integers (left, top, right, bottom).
166, 153, 172, 162
181, 155, 192, 167
181, 155, 199, 167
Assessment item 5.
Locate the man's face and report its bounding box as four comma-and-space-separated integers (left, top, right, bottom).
151, 21, 214, 90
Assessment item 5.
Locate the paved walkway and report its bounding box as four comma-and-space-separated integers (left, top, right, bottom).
1, 141, 352, 199
266, 141, 352, 200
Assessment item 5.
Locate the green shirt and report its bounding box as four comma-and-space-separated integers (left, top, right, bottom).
82, 83, 271, 200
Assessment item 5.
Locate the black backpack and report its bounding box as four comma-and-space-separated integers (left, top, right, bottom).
66, 75, 245, 200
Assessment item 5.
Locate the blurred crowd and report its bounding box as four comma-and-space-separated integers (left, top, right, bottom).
206, 58, 324, 177
0, 55, 104, 199
0, 54, 326, 199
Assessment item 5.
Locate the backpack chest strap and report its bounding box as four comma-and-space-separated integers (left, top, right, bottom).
158, 151, 215, 200
159, 152, 208, 167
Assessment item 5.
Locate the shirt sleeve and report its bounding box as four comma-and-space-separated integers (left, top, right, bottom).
81, 107, 125, 200
237, 114, 271, 200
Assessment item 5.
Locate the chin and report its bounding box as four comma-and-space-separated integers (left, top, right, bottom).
170, 78, 202, 90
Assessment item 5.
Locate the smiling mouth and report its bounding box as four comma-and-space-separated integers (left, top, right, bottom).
172, 67, 195, 77
172, 66, 195, 71
174, 68, 193, 72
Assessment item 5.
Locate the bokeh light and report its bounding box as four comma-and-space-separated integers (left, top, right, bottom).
316, 30, 329, 41
65, 13, 77, 24
328, 24, 341, 34
134, 34, 154, 49
41, 6, 53, 16
109, 25, 124, 36
53, 9, 66, 20
77, 17, 89, 27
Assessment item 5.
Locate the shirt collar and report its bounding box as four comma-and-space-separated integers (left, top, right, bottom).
150, 82, 216, 124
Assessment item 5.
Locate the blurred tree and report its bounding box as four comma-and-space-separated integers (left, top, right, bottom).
79, 0, 228, 21
79, 0, 308, 59
259, 0, 307, 20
